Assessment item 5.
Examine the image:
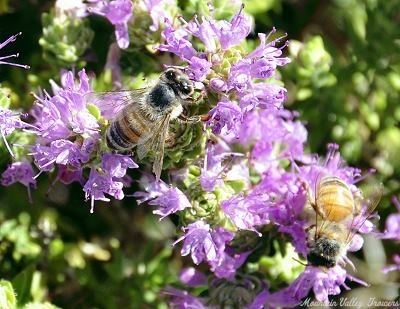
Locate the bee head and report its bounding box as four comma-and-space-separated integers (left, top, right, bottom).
307, 237, 341, 268
163, 68, 194, 99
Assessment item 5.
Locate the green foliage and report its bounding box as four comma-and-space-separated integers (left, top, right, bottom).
280, 1, 400, 173
39, 9, 94, 68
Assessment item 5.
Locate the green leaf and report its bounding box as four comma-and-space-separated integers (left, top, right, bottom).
12, 263, 36, 306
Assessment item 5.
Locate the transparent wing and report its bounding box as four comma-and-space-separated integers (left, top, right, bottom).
344, 183, 384, 244
136, 114, 171, 180
85, 89, 149, 121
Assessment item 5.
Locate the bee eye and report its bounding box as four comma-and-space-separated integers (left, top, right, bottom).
165, 70, 176, 80
179, 80, 192, 95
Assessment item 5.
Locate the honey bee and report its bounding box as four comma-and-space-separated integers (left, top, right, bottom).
302, 175, 381, 268
92, 68, 207, 180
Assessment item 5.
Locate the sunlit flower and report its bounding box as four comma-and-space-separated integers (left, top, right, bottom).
87, 0, 133, 49
84, 153, 137, 213
134, 173, 193, 219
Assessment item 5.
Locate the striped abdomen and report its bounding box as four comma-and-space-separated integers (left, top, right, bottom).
106, 106, 151, 151
315, 176, 355, 222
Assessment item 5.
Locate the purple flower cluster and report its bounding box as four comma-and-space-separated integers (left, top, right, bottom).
87, 0, 176, 49
132, 5, 385, 308
2, 69, 138, 211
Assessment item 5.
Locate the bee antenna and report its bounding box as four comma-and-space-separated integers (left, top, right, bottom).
353, 168, 376, 183
292, 257, 308, 266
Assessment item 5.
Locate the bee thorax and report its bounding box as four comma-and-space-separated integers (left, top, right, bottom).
148, 83, 178, 110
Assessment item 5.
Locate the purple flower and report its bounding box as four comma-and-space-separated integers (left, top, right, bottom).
209, 77, 228, 92
269, 265, 366, 306
56, 165, 84, 185
207, 99, 242, 137
246, 290, 269, 309
229, 36, 291, 93
199, 139, 246, 191
159, 19, 197, 61
298, 144, 362, 196
0, 107, 29, 157
1, 160, 36, 187
175, 220, 217, 265
380, 196, 400, 240
163, 287, 207, 309
221, 193, 270, 234
101, 153, 137, 178
245, 171, 310, 255
84, 168, 121, 212
225, 109, 307, 174
238, 83, 287, 111
175, 221, 247, 279
210, 245, 250, 280
32, 69, 99, 142
179, 267, 207, 287
187, 56, 212, 82
83, 153, 137, 213
1, 161, 36, 202
382, 254, 400, 274
30, 139, 91, 171
0, 32, 30, 69
185, 4, 252, 53
134, 173, 192, 219
187, 16, 218, 53
246, 30, 289, 63
88, 0, 133, 49
215, 4, 252, 50
142, 0, 174, 32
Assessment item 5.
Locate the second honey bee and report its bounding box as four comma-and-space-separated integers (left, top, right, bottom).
95, 68, 207, 180
302, 175, 381, 268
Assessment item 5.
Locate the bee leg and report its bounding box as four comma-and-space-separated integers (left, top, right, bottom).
305, 224, 316, 233
165, 132, 176, 147
299, 178, 325, 218
187, 89, 206, 105
299, 179, 315, 208
178, 113, 210, 123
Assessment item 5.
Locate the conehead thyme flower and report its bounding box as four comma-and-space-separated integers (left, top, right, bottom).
0, 3, 392, 309
23, 69, 138, 212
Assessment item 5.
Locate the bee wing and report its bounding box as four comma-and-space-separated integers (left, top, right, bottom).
344, 183, 384, 244
136, 114, 171, 180
85, 89, 149, 120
